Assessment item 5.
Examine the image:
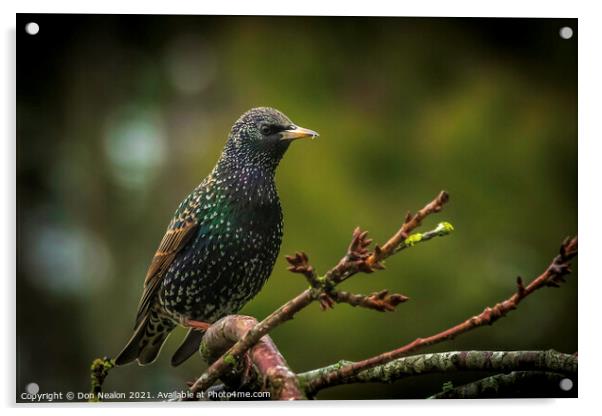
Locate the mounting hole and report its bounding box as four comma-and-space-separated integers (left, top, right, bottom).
25, 22, 39, 35
559, 378, 573, 391
25, 382, 39, 394
559, 26, 573, 40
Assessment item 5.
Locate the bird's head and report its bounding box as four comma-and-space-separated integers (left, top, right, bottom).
223, 107, 319, 170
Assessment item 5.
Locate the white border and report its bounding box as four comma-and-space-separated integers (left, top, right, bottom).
3, 1, 601, 415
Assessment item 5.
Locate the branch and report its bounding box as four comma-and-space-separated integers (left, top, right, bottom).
189, 191, 451, 396
189, 293, 314, 395
428, 371, 572, 399
303, 236, 578, 395
329, 289, 409, 312
321, 191, 451, 287
193, 315, 305, 400
297, 350, 576, 386
89, 357, 115, 402
286, 221, 452, 312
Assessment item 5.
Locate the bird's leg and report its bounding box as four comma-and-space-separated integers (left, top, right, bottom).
182, 318, 211, 331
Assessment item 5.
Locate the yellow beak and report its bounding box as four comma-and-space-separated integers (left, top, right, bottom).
280, 125, 319, 141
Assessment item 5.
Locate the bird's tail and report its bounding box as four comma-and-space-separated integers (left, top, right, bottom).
115, 311, 175, 366
171, 328, 205, 367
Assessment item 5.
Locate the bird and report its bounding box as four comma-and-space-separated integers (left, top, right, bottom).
115, 107, 318, 367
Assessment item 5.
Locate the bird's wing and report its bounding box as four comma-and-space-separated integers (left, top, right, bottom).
134, 218, 199, 327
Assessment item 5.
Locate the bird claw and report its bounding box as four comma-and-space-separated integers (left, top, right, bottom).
182, 318, 211, 331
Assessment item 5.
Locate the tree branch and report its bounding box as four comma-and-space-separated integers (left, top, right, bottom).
189, 191, 451, 396
188, 292, 314, 395
89, 357, 115, 402
298, 350, 576, 386
329, 289, 409, 312
303, 236, 578, 396
194, 315, 305, 400
428, 371, 572, 399
321, 191, 451, 287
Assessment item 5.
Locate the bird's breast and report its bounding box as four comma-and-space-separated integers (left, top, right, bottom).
160, 187, 283, 323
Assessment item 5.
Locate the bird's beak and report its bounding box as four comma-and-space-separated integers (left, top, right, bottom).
280, 125, 319, 141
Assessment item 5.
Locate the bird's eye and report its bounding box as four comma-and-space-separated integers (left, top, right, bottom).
260, 125, 273, 136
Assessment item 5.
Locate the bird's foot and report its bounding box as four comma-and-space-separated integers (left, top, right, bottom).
182, 318, 211, 331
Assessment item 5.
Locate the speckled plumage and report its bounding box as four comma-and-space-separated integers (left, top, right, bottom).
115, 108, 317, 366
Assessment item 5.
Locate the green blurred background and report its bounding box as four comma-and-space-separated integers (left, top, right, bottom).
17, 15, 577, 400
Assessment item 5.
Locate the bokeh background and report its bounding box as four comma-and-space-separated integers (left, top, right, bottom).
17, 14, 577, 400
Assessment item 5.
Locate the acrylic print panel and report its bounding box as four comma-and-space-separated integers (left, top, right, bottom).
16, 14, 577, 402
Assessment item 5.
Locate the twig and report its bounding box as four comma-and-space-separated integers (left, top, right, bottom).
303, 236, 578, 395
373, 191, 450, 261
287, 222, 452, 311
329, 289, 409, 312
189, 191, 451, 396
428, 371, 572, 399
297, 350, 576, 386
89, 357, 115, 402
323, 191, 451, 286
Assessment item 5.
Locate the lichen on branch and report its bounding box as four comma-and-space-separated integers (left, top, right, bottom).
298, 350, 576, 387
89, 357, 115, 402
428, 371, 572, 399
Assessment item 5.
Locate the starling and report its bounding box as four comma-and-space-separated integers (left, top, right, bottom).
115, 107, 318, 366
